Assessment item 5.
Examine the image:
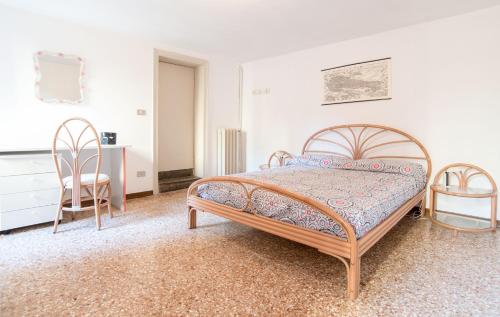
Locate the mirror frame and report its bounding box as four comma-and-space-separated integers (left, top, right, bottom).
33, 51, 85, 104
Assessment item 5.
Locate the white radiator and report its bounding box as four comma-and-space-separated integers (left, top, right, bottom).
217, 128, 243, 175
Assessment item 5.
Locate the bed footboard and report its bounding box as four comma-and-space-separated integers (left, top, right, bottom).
187, 176, 362, 299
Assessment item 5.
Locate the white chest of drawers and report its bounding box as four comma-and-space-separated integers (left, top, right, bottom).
0, 153, 60, 231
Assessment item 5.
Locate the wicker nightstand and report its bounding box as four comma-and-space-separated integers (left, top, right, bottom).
429, 163, 497, 233
259, 151, 293, 170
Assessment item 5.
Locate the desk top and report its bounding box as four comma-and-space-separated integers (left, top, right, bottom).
0, 144, 131, 154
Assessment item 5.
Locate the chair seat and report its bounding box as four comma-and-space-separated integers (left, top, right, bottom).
63, 173, 110, 188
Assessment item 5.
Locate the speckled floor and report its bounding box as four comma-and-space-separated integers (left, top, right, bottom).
1, 190, 499, 316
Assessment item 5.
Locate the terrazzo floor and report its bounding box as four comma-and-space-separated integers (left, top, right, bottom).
1, 190, 499, 316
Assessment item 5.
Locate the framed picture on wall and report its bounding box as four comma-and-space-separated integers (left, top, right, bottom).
321, 57, 391, 105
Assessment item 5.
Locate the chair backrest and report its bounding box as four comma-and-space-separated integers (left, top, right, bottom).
52, 117, 102, 209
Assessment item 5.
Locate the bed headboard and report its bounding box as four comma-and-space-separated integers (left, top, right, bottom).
301, 124, 432, 181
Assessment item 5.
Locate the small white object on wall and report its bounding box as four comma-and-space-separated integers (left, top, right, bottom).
252, 88, 270, 95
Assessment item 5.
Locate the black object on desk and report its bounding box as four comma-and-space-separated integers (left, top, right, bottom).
101, 132, 117, 145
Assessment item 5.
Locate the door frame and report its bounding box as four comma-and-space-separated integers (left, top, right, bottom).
153, 49, 209, 194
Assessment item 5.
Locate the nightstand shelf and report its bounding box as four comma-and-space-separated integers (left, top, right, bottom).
431, 185, 495, 198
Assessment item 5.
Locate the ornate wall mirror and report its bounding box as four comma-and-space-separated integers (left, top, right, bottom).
34, 51, 84, 104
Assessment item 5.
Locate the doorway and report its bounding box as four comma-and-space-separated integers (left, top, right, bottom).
153, 50, 208, 194
157, 62, 196, 192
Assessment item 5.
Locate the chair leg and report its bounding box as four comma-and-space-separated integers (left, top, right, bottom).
94, 185, 101, 230
70, 188, 75, 221
53, 188, 65, 233
107, 184, 113, 218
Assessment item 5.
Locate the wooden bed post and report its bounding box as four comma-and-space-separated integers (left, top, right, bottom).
187, 185, 198, 229
419, 192, 427, 218
348, 246, 360, 300
188, 207, 197, 229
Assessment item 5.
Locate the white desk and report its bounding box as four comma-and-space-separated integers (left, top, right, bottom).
0, 145, 130, 231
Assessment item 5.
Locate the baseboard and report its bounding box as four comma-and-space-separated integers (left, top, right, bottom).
126, 191, 154, 200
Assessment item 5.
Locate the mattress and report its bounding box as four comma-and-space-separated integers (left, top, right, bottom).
197, 156, 426, 239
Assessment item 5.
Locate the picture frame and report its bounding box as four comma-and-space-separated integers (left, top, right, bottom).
321, 58, 391, 105
34, 51, 85, 104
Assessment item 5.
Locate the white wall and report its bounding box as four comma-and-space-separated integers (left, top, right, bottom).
158, 62, 195, 172
242, 6, 500, 220
0, 5, 240, 193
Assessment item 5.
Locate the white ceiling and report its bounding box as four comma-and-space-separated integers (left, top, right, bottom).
2, 0, 500, 61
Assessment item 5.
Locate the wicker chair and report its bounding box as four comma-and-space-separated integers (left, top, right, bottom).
52, 117, 112, 232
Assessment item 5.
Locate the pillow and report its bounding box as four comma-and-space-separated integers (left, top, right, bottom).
287, 155, 426, 180
286, 155, 352, 169
347, 159, 426, 181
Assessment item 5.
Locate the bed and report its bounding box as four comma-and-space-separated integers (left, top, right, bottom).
187, 124, 432, 299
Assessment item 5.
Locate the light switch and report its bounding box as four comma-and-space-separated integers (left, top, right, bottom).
137, 171, 146, 177
252, 88, 270, 95
137, 109, 146, 116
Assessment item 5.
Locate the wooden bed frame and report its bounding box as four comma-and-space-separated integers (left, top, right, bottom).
187, 124, 432, 299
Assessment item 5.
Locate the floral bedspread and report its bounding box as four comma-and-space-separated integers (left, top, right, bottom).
197, 156, 426, 239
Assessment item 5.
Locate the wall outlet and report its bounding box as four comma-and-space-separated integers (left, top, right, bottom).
136, 171, 146, 177
137, 109, 146, 116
